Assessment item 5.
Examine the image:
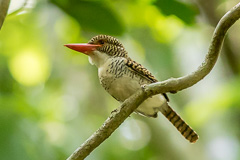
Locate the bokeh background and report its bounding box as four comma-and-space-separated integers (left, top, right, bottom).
1, 0, 240, 159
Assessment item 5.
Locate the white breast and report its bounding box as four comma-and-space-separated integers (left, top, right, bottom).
98, 57, 139, 101
108, 73, 141, 101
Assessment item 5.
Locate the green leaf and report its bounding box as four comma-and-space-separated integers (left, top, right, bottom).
50, 0, 125, 35
153, 0, 198, 25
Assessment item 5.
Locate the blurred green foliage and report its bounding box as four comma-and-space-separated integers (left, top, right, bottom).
50, 0, 125, 35
0, 0, 240, 160
154, 0, 198, 24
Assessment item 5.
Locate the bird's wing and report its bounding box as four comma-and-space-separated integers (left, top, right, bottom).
125, 58, 158, 83
125, 58, 169, 101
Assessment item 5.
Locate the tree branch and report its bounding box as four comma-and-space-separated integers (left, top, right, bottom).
0, 0, 10, 30
67, 2, 240, 160
195, 0, 240, 75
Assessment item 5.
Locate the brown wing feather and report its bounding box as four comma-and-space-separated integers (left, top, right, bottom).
125, 58, 169, 101
126, 59, 157, 82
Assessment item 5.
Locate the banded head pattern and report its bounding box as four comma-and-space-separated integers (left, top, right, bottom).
88, 35, 128, 58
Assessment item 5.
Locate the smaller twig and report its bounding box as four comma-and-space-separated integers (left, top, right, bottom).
0, 0, 10, 30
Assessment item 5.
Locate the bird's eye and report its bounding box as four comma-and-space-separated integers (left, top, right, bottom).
99, 40, 105, 45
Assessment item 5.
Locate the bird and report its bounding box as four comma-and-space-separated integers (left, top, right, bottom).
64, 35, 199, 143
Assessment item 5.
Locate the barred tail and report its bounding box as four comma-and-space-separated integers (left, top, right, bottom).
160, 104, 199, 143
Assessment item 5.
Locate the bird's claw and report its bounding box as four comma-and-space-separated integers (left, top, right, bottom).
170, 90, 177, 94
111, 109, 118, 114
141, 84, 147, 90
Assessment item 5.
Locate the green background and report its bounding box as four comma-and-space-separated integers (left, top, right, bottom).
1, 0, 240, 159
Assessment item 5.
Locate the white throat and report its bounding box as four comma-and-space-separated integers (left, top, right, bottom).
88, 50, 110, 68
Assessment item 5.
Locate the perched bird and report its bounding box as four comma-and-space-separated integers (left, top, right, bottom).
65, 35, 199, 143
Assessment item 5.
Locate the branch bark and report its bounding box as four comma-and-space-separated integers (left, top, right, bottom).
67, 2, 240, 160
0, 0, 10, 30
195, 0, 240, 75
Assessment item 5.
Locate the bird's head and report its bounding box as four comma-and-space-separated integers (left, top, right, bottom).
65, 35, 128, 67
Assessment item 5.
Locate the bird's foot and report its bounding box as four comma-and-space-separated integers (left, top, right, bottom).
141, 84, 147, 90
111, 109, 118, 114
170, 90, 177, 94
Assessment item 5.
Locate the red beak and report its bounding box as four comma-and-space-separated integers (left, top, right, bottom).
64, 43, 101, 55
